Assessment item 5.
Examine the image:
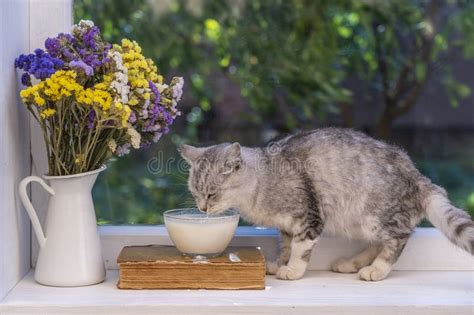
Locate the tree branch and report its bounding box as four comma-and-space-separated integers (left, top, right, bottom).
393, 1, 440, 117
372, 21, 393, 106
339, 102, 354, 128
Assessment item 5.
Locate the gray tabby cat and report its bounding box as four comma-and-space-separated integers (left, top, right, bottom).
179, 128, 473, 281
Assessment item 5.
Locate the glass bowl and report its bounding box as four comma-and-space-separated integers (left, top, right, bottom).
164, 208, 239, 257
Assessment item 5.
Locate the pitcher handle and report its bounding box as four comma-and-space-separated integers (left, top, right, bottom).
19, 176, 54, 248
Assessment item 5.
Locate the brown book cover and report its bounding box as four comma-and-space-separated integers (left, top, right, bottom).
117, 245, 266, 290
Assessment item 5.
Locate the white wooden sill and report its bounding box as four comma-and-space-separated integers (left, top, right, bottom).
1, 270, 473, 314
99, 227, 473, 271
2, 228, 473, 314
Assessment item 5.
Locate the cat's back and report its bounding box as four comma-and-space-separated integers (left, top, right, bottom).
274, 127, 418, 177
277, 127, 392, 156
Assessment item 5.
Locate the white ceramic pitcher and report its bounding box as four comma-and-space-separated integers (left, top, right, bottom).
19, 166, 106, 286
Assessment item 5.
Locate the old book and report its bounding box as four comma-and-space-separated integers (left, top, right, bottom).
117, 246, 266, 290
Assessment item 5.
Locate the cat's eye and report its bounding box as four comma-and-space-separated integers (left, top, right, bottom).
207, 193, 216, 199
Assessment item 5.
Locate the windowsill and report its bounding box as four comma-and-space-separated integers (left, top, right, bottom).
1, 269, 473, 314
98, 227, 473, 271
4, 228, 473, 314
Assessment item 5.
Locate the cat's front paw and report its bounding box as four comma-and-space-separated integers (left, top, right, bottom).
358, 266, 389, 281
266, 261, 279, 275
276, 265, 305, 280
331, 258, 358, 273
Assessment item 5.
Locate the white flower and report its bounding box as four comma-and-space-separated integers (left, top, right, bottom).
80, 20, 95, 28
127, 127, 141, 149
156, 83, 168, 93
108, 51, 130, 104
170, 100, 181, 117
107, 139, 117, 153
143, 98, 150, 109
172, 77, 184, 102
116, 144, 131, 156
73, 20, 95, 33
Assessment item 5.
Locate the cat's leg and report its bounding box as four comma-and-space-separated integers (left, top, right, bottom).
276, 235, 319, 280
276, 175, 324, 280
266, 231, 292, 275
358, 237, 408, 281
331, 245, 381, 273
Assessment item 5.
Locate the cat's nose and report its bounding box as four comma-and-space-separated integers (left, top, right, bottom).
198, 201, 207, 212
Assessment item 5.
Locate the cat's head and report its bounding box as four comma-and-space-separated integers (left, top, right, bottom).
179, 143, 244, 214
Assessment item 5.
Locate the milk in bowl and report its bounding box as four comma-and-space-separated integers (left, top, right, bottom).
164, 208, 239, 256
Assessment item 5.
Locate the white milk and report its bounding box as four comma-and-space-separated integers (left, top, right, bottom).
166, 217, 238, 255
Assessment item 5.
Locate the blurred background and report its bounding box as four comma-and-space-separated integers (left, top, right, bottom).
74, 0, 474, 225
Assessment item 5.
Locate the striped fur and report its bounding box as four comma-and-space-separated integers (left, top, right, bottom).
180, 128, 473, 281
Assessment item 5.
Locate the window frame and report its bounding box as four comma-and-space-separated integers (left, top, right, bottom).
22, 0, 472, 275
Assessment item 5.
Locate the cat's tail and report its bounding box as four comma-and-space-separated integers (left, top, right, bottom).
424, 185, 474, 254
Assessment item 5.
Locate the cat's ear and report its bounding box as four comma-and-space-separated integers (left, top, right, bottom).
178, 144, 205, 164
223, 142, 242, 174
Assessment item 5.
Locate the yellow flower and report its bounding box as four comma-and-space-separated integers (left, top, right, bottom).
20, 89, 30, 99
19, 71, 82, 108
128, 98, 139, 106
77, 88, 112, 111
34, 96, 46, 106
121, 38, 134, 49
114, 101, 123, 110
42, 70, 83, 102
121, 105, 131, 127
119, 38, 166, 105
40, 108, 56, 119
74, 154, 85, 164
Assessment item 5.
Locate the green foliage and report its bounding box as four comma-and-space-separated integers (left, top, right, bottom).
92, 138, 192, 225
75, 0, 473, 132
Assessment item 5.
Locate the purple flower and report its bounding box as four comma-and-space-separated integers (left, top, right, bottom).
137, 79, 176, 141
82, 53, 102, 68
87, 110, 96, 129
45, 29, 110, 72
128, 111, 137, 123
148, 80, 161, 105
140, 142, 152, 149
45, 33, 77, 60
70, 59, 94, 76
21, 73, 31, 86
83, 26, 100, 49
14, 49, 64, 81
45, 38, 61, 57
60, 48, 75, 61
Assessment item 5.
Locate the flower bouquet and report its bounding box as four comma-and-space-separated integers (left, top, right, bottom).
15, 20, 183, 287
15, 19, 183, 176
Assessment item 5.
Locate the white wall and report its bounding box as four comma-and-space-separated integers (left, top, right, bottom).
0, 0, 32, 301
29, 0, 73, 268
0, 0, 73, 300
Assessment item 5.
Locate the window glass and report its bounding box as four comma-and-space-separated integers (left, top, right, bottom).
74, 0, 474, 225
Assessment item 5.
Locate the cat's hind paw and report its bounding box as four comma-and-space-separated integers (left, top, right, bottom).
358, 265, 389, 281
266, 261, 279, 275
331, 258, 359, 273
276, 265, 305, 280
